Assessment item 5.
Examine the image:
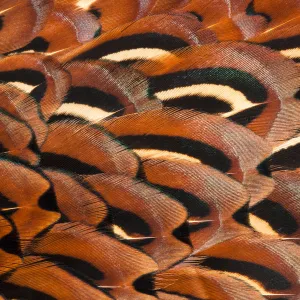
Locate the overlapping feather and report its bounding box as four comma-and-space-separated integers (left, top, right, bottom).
0, 0, 300, 299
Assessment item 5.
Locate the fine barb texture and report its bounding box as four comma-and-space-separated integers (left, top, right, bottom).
0, 0, 300, 299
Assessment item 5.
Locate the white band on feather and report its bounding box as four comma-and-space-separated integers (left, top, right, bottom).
101, 48, 171, 62
154, 84, 258, 117
54, 103, 115, 121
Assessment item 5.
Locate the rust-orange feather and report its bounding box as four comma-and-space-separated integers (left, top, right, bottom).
0, 0, 299, 299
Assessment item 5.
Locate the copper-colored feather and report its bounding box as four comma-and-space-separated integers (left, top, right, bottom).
0, 0, 299, 299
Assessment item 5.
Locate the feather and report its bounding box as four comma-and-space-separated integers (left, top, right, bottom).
53, 59, 162, 122
155, 265, 266, 300
133, 42, 300, 144
0, 0, 300, 299
0, 157, 60, 252
34, 0, 100, 53
55, 12, 216, 63
41, 119, 139, 176
141, 158, 251, 252
0, 53, 71, 119
101, 108, 274, 204
1, 256, 112, 299
196, 235, 300, 297
43, 169, 108, 226
84, 173, 191, 268
0, 84, 48, 147
31, 223, 157, 297
0, 0, 54, 53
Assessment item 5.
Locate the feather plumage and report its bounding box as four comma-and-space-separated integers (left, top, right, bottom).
0, 0, 299, 299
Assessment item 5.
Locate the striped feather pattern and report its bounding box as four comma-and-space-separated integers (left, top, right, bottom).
0, 0, 300, 299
